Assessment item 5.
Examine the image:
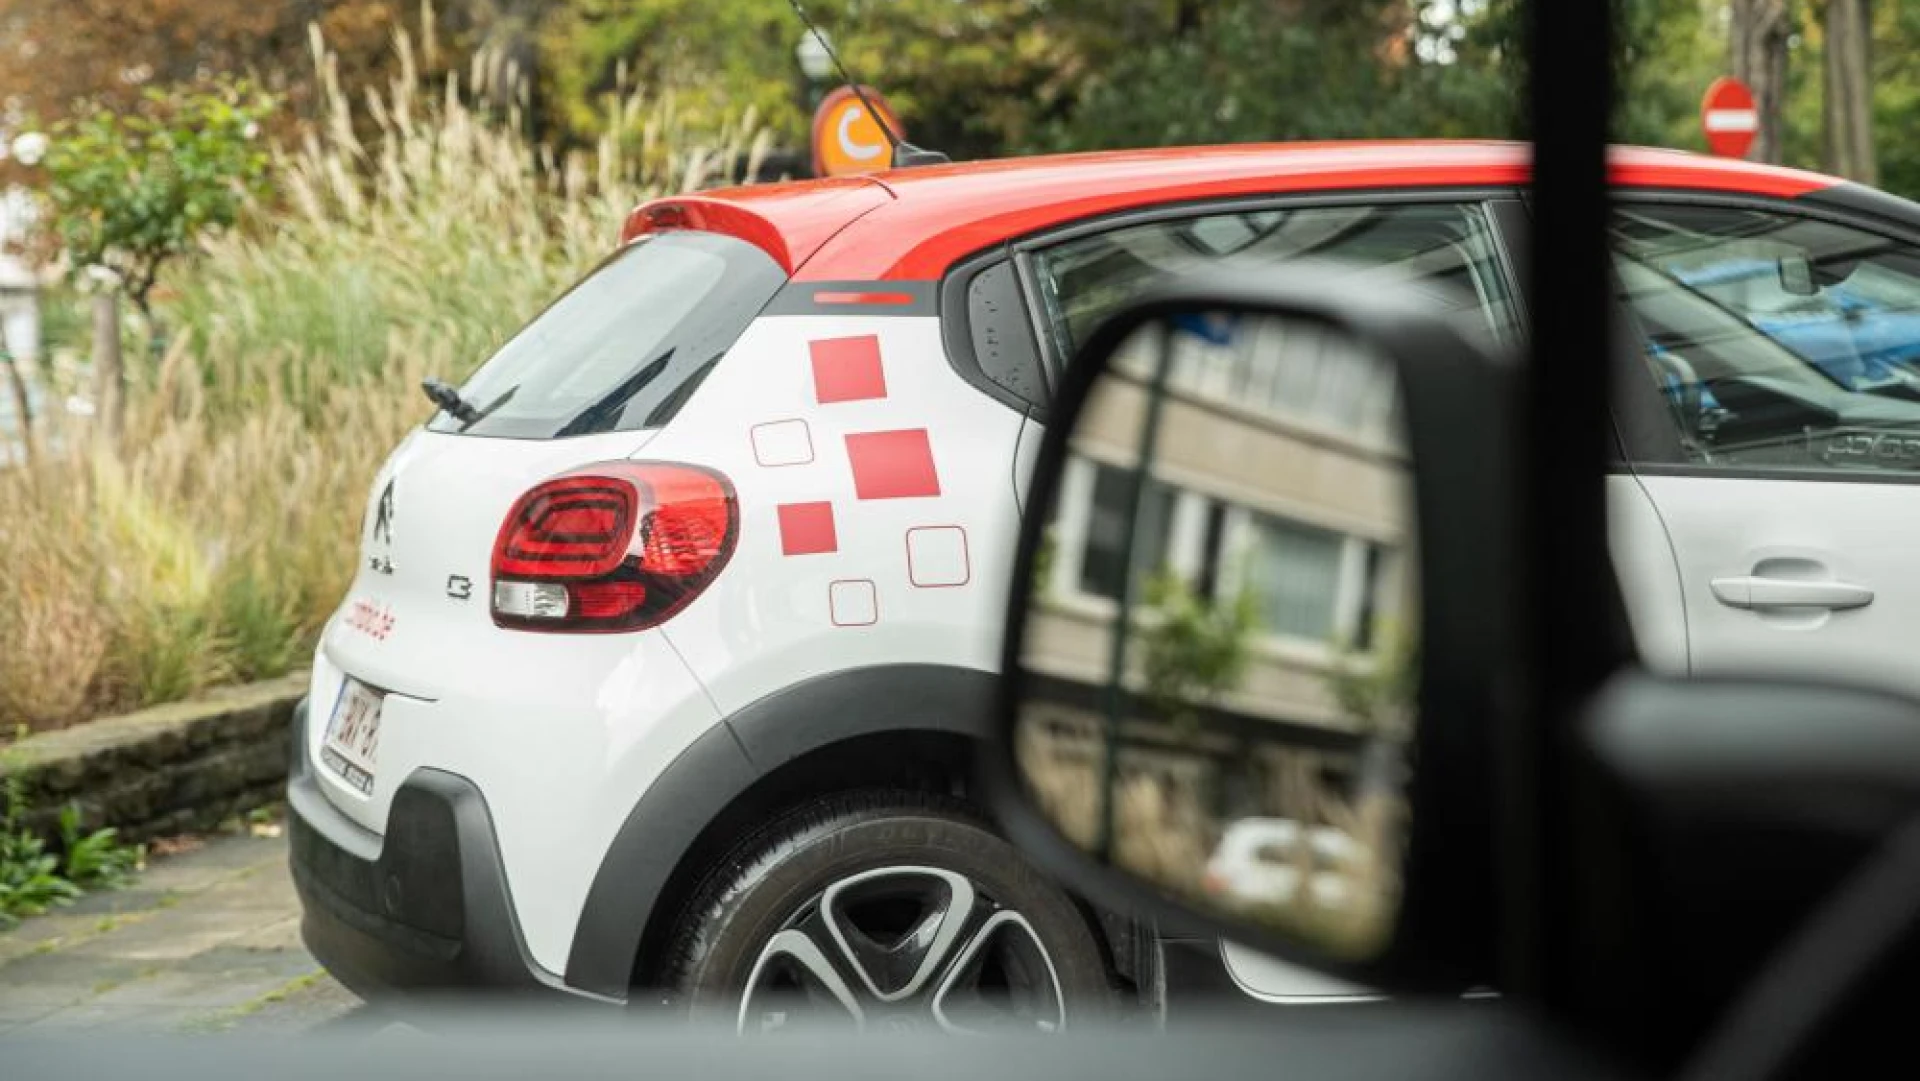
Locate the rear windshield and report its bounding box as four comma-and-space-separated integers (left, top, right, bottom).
428, 230, 785, 439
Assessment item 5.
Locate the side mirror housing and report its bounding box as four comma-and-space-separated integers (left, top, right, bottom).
983, 267, 1519, 993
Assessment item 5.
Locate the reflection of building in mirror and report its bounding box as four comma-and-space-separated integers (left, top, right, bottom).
1109, 312, 1406, 451
1017, 315, 1415, 954
1032, 318, 1415, 730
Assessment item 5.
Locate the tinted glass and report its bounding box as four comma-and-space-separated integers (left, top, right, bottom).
429, 231, 785, 439
1031, 203, 1518, 362
1614, 204, 1920, 472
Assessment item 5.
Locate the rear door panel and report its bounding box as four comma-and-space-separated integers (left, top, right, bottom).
1613, 196, 1920, 699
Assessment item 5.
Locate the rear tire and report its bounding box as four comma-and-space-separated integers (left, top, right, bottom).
660, 791, 1114, 1033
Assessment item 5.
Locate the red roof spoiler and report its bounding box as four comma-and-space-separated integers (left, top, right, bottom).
621, 177, 891, 276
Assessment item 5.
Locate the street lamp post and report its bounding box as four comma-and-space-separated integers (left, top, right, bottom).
796, 29, 834, 110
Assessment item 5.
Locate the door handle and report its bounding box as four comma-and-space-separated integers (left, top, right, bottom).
1710, 576, 1875, 611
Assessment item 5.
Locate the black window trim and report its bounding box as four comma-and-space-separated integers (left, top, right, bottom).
936, 185, 1526, 423
1607, 188, 1920, 486
937, 244, 1050, 420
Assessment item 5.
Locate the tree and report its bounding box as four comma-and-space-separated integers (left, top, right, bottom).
1136, 570, 1259, 732
1731, 0, 1795, 164
1032, 0, 1516, 151
1876, 0, 1920, 198
0, 1, 404, 151
1822, 0, 1877, 183
31, 82, 274, 434
537, 0, 1074, 162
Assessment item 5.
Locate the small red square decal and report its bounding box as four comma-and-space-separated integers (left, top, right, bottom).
846, 429, 941, 500
777, 502, 838, 555
810, 335, 888, 404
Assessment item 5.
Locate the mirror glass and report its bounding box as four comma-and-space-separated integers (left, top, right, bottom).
1777, 254, 1818, 297
1014, 308, 1417, 960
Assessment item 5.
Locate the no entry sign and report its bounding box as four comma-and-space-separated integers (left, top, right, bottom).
1701, 77, 1759, 159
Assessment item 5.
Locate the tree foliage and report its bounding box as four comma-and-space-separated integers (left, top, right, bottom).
3, 0, 1919, 202
0, 1, 402, 147
1136, 570, 1259, 731
36, 82, 276, 320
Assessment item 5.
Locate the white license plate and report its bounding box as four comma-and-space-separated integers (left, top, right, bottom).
321, 678, 384, 795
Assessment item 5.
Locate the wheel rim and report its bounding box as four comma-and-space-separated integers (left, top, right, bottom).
737, 865, 1067, 1035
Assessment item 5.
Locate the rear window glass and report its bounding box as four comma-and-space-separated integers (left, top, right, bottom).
429, 230, 785, 438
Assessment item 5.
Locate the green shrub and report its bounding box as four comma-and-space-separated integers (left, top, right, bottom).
57, 805, 142, 892
1136, 569, 1260, 728
0, 768, 141, 928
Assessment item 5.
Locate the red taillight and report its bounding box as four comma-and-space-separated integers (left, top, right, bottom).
494, 477, 635, 578
491, 462, 737, 632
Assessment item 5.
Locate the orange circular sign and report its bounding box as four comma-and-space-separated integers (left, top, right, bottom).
811, 86, 903, 177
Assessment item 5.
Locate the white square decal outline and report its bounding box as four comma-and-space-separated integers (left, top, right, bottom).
906, 526, 971, 588
829, 578, 879, 626
751, 418, 815, 468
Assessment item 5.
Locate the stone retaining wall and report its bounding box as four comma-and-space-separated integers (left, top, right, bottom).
1, 673, 307, 842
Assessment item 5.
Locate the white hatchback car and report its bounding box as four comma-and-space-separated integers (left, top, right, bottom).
288, 141, 1920, 1026
1203, 818, 1354, 911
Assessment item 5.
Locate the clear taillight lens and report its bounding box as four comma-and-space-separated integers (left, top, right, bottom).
490, 462, 737, 632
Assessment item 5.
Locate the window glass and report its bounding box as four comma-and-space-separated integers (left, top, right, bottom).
1245, 514, 1346, 642
1613, 204, 1920, 472
430, 231, 785, 439
1032, 202, 1517, 366
1079, 462, 1175, 600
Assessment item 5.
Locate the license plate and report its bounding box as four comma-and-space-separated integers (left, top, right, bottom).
321, 678, 384, 795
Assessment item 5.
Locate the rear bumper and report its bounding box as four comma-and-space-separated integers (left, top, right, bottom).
286, 696, 609, 1005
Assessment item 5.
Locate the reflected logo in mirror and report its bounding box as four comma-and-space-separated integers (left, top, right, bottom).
1013, 308, 1416, 960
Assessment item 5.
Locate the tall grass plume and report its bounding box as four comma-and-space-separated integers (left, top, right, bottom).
0, 25, 761, 734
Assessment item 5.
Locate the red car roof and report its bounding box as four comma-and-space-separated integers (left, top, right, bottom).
624, 141, 1842, 283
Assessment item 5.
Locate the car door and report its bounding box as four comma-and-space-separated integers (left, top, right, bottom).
1014, 194, 1525, 1000
1611, 196, 1920, 696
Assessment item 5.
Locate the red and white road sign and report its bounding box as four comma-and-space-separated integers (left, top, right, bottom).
1701, 77, 1759, 159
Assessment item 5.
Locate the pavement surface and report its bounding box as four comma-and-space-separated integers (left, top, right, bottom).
0, 830, 383, 1036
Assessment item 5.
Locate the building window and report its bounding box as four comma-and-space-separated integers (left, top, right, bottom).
1078, 461, 1176, 600
1243, 513, 1346, 643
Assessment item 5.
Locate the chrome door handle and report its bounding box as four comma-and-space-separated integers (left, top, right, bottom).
1710, 576, 1875, 611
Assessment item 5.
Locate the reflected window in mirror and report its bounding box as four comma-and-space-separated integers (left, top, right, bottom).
1016, 306, 1420, 960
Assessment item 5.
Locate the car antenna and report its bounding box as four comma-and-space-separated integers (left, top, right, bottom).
785, 0, 951, 169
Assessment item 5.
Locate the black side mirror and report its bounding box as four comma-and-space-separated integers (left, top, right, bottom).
983, 267, 1518, 993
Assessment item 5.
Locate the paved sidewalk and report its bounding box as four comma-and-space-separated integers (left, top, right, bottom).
0, 831, 370, 1035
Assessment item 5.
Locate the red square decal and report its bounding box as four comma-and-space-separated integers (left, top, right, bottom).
810, 335, 888, 404
777, 502, 838, 556
846, 429, 941, 500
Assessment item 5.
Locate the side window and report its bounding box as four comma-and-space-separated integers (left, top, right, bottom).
1613, 204, 1920, 473
1028, 201, 1520, 366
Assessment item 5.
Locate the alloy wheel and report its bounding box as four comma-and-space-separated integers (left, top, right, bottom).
737, 865, 1067, 1035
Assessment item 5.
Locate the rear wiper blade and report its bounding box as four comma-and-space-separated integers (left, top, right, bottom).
421, 377, 480, 424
